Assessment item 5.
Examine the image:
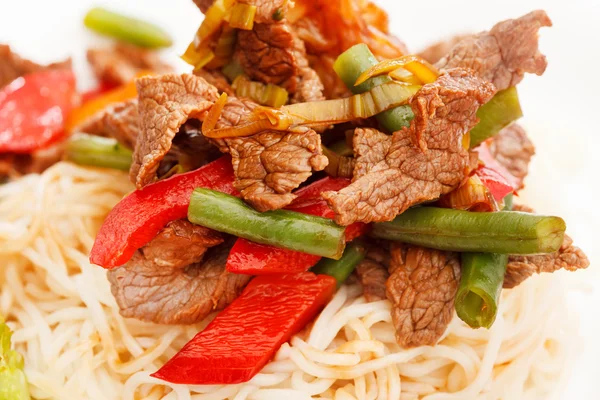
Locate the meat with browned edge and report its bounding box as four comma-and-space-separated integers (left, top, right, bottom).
436, 11, 551, 91
489, 124, 535, 185
323, 69, 496, 225
355, 245, 390, 302
107, 220, 250, 324
386, 244, 461, 348
0, 44, 71, 89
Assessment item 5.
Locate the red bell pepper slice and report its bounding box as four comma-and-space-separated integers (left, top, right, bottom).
475, 166, 515, 202
226, 177, 368, 275
476, 143, 520, 190
152, 272, 336, 384
90, 156, 237, 269
0, 69, 77, 153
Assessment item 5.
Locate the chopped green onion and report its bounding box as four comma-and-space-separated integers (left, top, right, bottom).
0, 316, 30, 400
84, 7, 172, 48
232, 75, 289, 107
229, 3, 257, 30
65, 133, 132, 171
188, 189, 347, 259
222, 61, 244, 82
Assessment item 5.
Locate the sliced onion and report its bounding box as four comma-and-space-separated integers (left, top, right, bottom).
438, 175, 499, 212
202, 92, 228, 133
322, 145, 354, 178
232, 75, 289, 107
198, 0, 236, 40
207, 25, 238, 68
355, 55, 439, 86
229, 3, 257, 30
204, 81, 420, 139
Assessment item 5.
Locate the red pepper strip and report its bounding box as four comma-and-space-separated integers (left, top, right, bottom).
0, 69, 77, 153
476, 143, 520, 190
475, 166, 515, 202
81, 81, 118, 103
89, 156, 237, 269
226, 177, 368, 275
152, 272, 336, 384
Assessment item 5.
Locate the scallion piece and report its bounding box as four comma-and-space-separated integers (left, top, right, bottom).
65, 133, 132, 171
312, 241, 367, 287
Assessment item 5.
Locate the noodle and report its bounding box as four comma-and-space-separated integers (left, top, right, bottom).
0, 162, 580, 399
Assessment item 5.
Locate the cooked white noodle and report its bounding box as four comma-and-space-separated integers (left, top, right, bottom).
0, 162, 580, 399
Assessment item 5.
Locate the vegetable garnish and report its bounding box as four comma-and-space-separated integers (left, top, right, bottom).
65, 133, 132, 171
188, 189, 347, 259
83, 7, 173, 48
232, 75, 289, 107
438, 175, 499, 212
201, 81, 420, 138
354, 55, 439, 86
469, 87, 523, 147
226, 177, 368, 275
312, 240, 368, 287
152, 272, 336, 384
89, 156, 237, 269
0, 316, 30, 400
229, 3, 257, 30
0, 69, 76, 154
371, 207, 566, 254
65, 77, 140, 133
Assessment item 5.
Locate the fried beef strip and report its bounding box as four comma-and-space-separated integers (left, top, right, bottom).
0, 44, 71, 89
489, 124, 535, 185
386, 244, 461, 348
87, 43, 173, 86
130, 74, 220, 188
323, 69, 495, 225
108, 220, 250, 325
355, 245, 390, 302
436, 11, 551, 91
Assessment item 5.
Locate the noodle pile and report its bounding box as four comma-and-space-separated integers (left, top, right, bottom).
0, 162, 579, 400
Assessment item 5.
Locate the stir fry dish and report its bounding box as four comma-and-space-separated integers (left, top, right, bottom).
0, 0, 590, 395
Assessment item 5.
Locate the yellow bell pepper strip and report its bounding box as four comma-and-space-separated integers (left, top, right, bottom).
84, 7, 172, 48
0, 316, 30, 400
354, 55, 440, 86
65, 78, 139, 133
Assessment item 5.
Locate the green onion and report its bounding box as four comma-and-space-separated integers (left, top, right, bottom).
65, 133, 132, 171
229, 3, 257, 30
371, 207, 566, 254
312, 241, 367, 287
84, 7, 172, 48
188, 189, 347, 259
232, 75, 289, 107
222, 61, 244, 82
469, 87, 523, 147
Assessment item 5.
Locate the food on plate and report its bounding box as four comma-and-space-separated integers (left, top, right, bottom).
0, 1, 590, 399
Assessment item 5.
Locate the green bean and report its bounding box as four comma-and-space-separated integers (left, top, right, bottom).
188, 189, 346, 259
65, 133, 132, 171
470, 87, 523, 147
312, 240, 367, 287
371, 207, 565, 254
334, 44, 413, 131
455, 252, 507, 328
84, 7, 173, 48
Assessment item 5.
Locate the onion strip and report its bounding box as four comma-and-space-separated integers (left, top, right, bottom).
355, 55, 439, 86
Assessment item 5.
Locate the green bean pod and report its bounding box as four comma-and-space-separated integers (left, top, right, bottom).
65, 133, 132, 171
371, 207, 565, 254
469, 87, 523, 148
188, 189, 346, 259
312, 240, 367, 287
84, 7, 173, 48
456, 252, 508, 329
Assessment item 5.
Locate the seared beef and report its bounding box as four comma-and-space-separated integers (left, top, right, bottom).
79, 99, 140, 149
215, 96, 328, 211
194, 69, 235, 95
355, 246, 390, 302
0, 142, 65, 178
386, 244, 460, 348
87, 43, 172, 86
193, 0, 214, 13
323, 69, 496, 225
503, 204, 589, 288
436, 11, 551, 91
130, 74, 219, 188
107, 220, 250, 325
0, 44, 71, 89
418, 35, 470, 64
227, 130, 328, 211
489, 124, 535, 185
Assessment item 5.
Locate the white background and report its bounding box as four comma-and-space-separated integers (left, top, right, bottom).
1, 0, 598, 398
